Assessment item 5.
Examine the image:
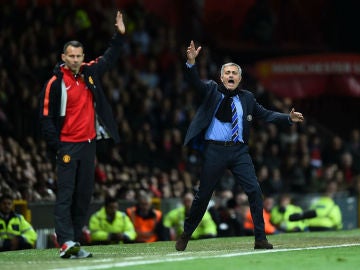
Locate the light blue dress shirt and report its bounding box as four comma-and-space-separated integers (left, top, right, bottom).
205, 95, 244, 142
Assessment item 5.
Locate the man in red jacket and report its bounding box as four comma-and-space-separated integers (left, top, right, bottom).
39, 11, 125, 259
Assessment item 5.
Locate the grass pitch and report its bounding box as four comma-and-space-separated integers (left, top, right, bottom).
0, 229, 359, 270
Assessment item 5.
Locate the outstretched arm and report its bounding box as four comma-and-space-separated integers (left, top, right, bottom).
115, 10, 125, 34
183, 40, 209, 96
92, 10, 126, 74
186, 40, 202, 65
289, 108, 304, 123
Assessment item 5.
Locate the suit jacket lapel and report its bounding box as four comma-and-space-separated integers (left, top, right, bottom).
238, 92, 247, 119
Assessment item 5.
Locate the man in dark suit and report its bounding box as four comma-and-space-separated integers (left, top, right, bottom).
176, 40, 304, 251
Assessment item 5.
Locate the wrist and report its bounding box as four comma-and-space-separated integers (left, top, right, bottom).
288, 116, 293, 124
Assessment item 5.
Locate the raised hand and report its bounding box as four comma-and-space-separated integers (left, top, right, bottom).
115, 10, 125, 34
289, 108, 304, 123
186, 40, 202, 65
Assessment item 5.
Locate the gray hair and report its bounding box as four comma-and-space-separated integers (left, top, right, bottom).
220, 62, 242, 76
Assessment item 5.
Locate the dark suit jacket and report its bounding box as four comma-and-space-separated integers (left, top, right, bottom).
184, 64, 291, 147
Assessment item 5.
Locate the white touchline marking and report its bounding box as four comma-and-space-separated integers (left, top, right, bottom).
52, 243, 360, 270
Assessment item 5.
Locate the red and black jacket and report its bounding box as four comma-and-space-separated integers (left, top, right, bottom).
39, 32, 123, 152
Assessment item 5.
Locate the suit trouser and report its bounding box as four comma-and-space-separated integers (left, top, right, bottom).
184, 143, 266, 241
54, 140, 96, 246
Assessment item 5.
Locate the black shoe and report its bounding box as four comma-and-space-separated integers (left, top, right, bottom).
175, 232, 191, 251
254, 239, 273, 249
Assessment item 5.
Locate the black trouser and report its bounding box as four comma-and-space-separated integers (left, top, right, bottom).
0, 236, 33, 251
54, 140, 96, 246
184, 143, 267, 241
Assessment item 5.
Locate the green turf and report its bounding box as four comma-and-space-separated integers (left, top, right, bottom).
0, 229, 359, 270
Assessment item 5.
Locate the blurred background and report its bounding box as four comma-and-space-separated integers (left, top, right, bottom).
0, 0, 360, 231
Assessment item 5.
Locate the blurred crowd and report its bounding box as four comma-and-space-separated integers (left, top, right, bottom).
1, 0, 360, 207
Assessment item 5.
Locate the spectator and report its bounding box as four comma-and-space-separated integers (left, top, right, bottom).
0, 194, 37, 251
244, 196, 278, 235
322, 135, 345, 167
164, 192, 217, 240
346, 129, 360, 174
126, 192, 169, 243
305, 181, 343, 231
257, 165, 272, 196
241, 0, 275, 45
308, 133, 323, 169
209, 196, 246, 238
266, 168, 284, 196
89, 196, 136, 245
270, 193, 306, 232
263, 142, 282, 170
348, 175, 360, 197
339, 151, 356, 187
281, 152, 307, 193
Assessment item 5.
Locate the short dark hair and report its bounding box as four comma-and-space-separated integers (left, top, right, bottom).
0, 194, 13, 203
63, 40, 84, 53
104, 196, 118, 207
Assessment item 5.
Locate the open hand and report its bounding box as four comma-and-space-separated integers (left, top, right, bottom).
186, 40, 202, 65
115, 10, 125, 34
289, 108, 304, 123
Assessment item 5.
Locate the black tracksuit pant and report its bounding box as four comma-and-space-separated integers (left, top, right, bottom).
54, 140, 96, 246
